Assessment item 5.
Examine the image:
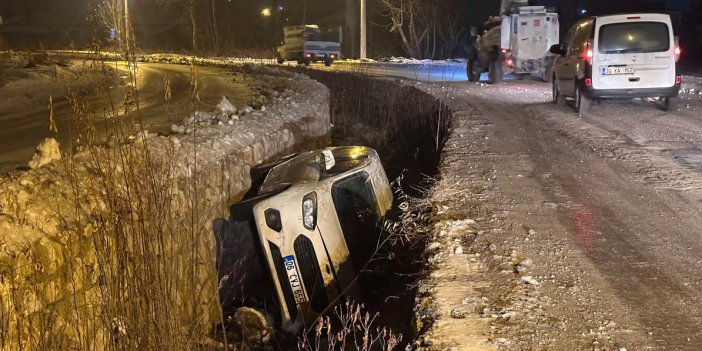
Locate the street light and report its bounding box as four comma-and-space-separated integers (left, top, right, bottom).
261, 8, 272, 17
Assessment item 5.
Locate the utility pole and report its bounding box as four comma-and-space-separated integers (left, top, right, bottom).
303, 0, 307, 25
360, 0, 366, 59
123, 0, 130, 54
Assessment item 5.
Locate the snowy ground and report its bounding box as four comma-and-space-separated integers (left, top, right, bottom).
409, 75, 702, 350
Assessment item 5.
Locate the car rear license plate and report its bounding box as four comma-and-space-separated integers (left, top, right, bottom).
602, 66, 634, 75
283, 255, 306, 304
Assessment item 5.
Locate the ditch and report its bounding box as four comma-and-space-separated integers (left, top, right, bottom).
290, 69, 452, 348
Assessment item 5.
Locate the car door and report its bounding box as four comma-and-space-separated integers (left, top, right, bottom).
554, 26, 575, 95
562, 19, 593, 96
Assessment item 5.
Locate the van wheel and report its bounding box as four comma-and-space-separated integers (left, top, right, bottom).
276, 56, 285, 64
661, 97, 678, 112
574, 86, 591, 113
552, 79, 565, 105
324, 59, 332, 67
488, 60, 503, 84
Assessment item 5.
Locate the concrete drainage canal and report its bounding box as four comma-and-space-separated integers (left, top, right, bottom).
217, 70, 452, 350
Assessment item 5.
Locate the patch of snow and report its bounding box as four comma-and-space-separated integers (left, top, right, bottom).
28, 138, 61, 169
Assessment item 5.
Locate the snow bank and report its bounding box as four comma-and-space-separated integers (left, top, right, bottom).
0, 61, 330, 349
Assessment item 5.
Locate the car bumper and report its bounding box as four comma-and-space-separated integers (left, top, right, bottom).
582, 84, 680, 100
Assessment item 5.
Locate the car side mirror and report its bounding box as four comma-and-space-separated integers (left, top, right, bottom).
549, 44, 565, 55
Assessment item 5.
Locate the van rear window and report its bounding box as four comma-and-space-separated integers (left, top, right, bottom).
598, 22, 669, 54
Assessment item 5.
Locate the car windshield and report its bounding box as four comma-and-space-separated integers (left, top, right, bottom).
598, 21, 669, 54
331, 171, 381, 270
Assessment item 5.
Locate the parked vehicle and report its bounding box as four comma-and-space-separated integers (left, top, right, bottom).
277, 25, 341, 66
467, 0, 559, 83
550, 13, 682, 112
217, 146, 393, 333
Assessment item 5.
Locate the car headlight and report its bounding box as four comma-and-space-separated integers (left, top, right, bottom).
302, 193, 317, 230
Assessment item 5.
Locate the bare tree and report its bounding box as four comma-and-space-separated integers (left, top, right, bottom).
87, 0, 123, 47
377, 0, 467, 59
378, 0, 429, 58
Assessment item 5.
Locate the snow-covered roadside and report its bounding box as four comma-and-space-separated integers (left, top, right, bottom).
0, 59, 330, 349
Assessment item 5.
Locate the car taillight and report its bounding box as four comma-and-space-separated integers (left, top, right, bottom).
306, 53, 313, 58
330, 54, 337, 59
302, 193, 317, 230
585, 39, 593, 64
585, 78, 592, 87
505, 58, 513, 66
676, 75, 682, 84
674, 36, 681, 62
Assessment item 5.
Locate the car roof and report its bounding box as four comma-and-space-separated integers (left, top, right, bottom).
592, 13, 672, 23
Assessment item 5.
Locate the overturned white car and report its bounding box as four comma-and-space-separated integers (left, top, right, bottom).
217, 146, 393, 333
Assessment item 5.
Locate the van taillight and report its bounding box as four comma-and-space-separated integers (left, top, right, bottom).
585, 39, 593, 64
676, 75, 682, 84
674, 36, 681, 62
585, 78, 592, 87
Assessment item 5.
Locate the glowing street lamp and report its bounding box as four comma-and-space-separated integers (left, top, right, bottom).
261, 8, 272, 17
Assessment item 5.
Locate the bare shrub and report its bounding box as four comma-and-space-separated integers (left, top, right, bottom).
298, 299, 402, 351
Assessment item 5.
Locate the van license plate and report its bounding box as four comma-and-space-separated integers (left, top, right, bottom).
602, 67, 634, 75
283, 256, 306, 304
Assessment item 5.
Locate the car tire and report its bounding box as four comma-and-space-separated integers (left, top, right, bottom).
489, 60, 503, 84
467, 60, 480, 82
552, 78, 565, 105
574, 85, 591, 113
324, 59, 332, 67
661, 97, 678, 112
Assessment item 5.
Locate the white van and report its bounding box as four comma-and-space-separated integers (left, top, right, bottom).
550, 13, 681, 112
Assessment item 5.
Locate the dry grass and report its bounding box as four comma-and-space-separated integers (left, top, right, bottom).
0, 49, 222, 350
297, 299, 402, 351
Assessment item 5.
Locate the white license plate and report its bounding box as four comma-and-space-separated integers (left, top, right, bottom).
602, 66, 634, 75
283, 256, 306, 304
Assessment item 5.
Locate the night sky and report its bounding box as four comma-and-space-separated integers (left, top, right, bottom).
0, 0, 700, 59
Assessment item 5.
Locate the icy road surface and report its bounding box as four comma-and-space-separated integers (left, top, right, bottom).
413, 76, 702, 349
0, 61, 251, 173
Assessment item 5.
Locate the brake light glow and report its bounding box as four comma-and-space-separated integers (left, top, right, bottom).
506, 58, 513, 66
676, 75, 682, 84
305, 53, 313, 58
585, 78, 592, 87
501, 48, 507, 54
585, 39, 593, 64
674, 36, 681, 62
